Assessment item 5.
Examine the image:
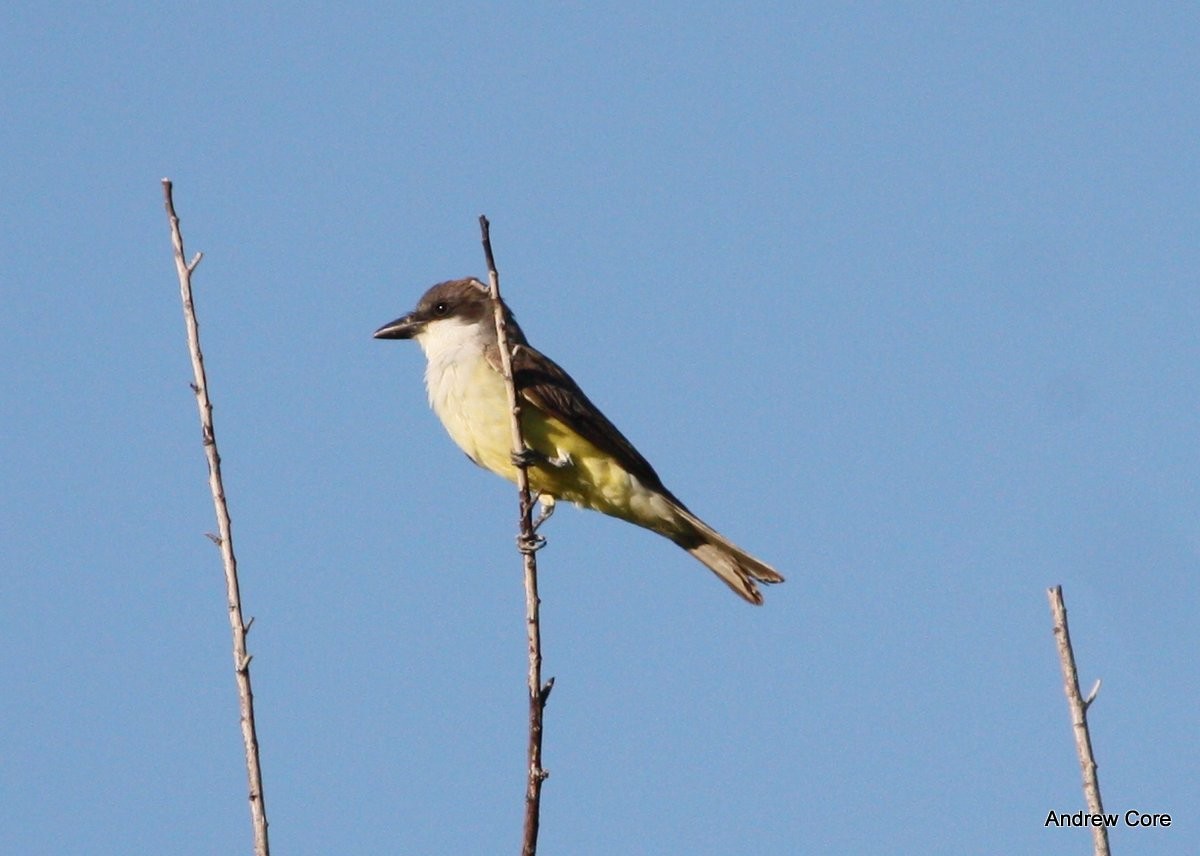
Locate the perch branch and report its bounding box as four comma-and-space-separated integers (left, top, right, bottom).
1047, 585, 1108, 856
163, 179, 270, 856
478, 215, 550, 856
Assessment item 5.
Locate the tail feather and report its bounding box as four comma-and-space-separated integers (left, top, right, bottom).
674, 510, 784, 605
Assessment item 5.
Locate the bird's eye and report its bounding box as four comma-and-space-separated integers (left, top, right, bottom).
432, 302, 449, 317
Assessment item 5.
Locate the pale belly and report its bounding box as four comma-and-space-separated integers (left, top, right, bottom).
426, 353, 513, 472
426, 353, 683, 536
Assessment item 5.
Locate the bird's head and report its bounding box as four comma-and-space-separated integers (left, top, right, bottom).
373, 277, 497, 343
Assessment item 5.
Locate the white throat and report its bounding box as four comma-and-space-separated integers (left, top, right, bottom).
416, 315, 489, 362
413, 316, 512, 469
415, 316, 499, 410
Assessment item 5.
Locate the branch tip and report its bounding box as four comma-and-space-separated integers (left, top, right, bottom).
1046, 585, 1109, 856
165, 183, 269, 854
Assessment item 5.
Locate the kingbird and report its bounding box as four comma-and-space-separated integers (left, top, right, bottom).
374, 278, 784, 604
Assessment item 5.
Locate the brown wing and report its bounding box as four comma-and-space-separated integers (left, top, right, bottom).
492, 341, 685, 506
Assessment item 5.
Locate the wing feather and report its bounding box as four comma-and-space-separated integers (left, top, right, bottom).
486, 341, 681, 504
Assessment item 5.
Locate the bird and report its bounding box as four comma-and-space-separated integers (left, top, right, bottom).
374, 278, 784, 604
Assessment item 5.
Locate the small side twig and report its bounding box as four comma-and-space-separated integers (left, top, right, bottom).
479, 215, 551, 856
1047, 585, 1108, 856
163, 179, 270, 856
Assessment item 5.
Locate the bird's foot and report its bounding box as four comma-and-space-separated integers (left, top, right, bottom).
512, 447, 573, 470
533, 495, 556, 532
517, 531, 547, 554
511, 446, 544, 469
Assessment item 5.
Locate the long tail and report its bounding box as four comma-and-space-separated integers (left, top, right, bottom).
672, 508, 784, 605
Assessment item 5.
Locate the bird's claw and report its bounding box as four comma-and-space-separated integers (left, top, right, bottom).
511, 447, 543, 468
532, 497, 556, 532
518, 532, 547, 554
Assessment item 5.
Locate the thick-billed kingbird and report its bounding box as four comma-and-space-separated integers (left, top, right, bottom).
374, 278, 784, 604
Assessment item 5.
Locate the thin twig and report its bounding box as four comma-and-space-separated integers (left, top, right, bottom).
479, 215, 550, 856
163, 179, 270, 856
1047, 585, 1109, 856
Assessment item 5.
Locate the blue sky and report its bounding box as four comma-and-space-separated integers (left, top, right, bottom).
3, 4, 1197, 854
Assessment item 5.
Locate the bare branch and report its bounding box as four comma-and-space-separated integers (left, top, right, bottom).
163, 179, 270, 856
478, 215, 551, 856
1047, 585, 1109, 856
